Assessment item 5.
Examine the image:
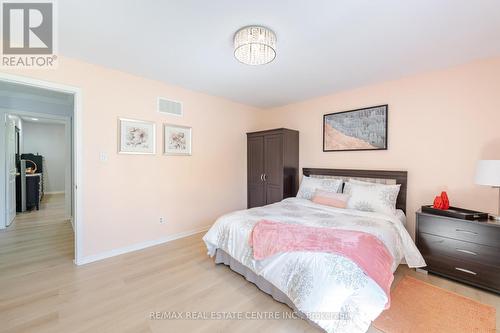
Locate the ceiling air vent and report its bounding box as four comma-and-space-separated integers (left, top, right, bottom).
158, 97, 183, 116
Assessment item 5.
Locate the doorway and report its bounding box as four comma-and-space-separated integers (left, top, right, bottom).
6, 113, 72, 216
0, 74, 82, 264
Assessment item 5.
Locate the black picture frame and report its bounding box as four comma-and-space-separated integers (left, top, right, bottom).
323, 104, 388, 152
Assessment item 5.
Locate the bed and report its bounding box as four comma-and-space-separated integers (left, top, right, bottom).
203, 168, 425, 333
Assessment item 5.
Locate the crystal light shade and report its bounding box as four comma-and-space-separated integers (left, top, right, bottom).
234, 26, 276, 65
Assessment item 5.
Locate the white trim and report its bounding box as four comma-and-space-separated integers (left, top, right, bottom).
75, 226, 210, 266
0, 72, 83, 265
63, 116, 72, 219
416, 268, 428, 275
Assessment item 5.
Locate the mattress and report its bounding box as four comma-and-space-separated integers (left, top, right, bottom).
203, 197, 425, 333
214, 248, 324, 331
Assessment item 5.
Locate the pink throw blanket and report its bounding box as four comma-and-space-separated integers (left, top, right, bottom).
249, 220, 394, 307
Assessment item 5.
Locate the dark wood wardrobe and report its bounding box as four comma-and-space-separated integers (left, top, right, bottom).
247, 128, 299, 208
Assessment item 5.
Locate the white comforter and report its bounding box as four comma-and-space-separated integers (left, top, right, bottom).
203, 198, 425, 333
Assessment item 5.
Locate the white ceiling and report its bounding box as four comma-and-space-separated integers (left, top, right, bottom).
59, 0, 500, 108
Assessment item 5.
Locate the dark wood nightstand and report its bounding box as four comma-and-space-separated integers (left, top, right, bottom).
416, 211, 500, 294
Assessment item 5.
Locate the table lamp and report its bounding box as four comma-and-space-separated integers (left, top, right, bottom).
475, 160, 500, 221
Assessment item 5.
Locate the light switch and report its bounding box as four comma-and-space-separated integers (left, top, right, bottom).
99, 152, 108, 162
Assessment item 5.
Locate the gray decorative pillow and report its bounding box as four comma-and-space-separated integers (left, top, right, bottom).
346, 182, 400, 216
296, 176, 343, 200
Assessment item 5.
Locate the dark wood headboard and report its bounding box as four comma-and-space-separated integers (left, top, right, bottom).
303, 168, 408, 213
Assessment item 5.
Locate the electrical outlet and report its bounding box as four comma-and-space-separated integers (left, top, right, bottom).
159, 217, 166, 224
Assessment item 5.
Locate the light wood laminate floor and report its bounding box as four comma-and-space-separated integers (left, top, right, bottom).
1, 194, 498, 332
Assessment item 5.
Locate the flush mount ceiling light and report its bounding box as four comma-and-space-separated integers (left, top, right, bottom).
234, 26, 276, 66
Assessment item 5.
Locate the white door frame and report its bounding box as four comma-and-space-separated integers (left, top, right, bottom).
0, 72, 83, 264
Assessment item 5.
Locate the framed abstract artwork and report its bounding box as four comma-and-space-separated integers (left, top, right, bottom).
118, 118, 156, 154
323, 105, 388, 152
163, 124, 192, 156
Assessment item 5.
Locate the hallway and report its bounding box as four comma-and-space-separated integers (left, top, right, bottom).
0, 194, 73, 280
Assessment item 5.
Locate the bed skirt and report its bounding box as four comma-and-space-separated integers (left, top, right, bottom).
214, 249, 324, 331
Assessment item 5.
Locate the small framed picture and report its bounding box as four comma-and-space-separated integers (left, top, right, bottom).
118, 118, 156, 154
163, 124, 192, 156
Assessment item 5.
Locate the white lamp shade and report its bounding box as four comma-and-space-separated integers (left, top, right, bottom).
475, 160, 500, 187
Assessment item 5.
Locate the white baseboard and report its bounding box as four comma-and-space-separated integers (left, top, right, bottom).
75, 225, 211, 266
416, 268, 428, 275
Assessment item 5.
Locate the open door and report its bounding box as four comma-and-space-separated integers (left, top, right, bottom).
6, 117, 17, 226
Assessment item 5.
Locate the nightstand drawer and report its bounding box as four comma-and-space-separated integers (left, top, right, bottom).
418, 232, 500, 267
424, 255, 500, 292
418, 214, 500, 248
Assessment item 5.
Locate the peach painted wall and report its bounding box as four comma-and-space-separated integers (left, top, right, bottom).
1, 57, 261, 258
257, 57, 500, 238
3, 56, 500, 257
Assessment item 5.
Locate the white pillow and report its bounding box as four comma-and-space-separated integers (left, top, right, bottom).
346, 182, 401, 216
343, 178, 395, 194
296, 176, 343, 200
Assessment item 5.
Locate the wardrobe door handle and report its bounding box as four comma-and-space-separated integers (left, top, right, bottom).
260, 174, 264, 182
455, 267, 477, 275
456, 249, 478, 256
263, 174, 267, 181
